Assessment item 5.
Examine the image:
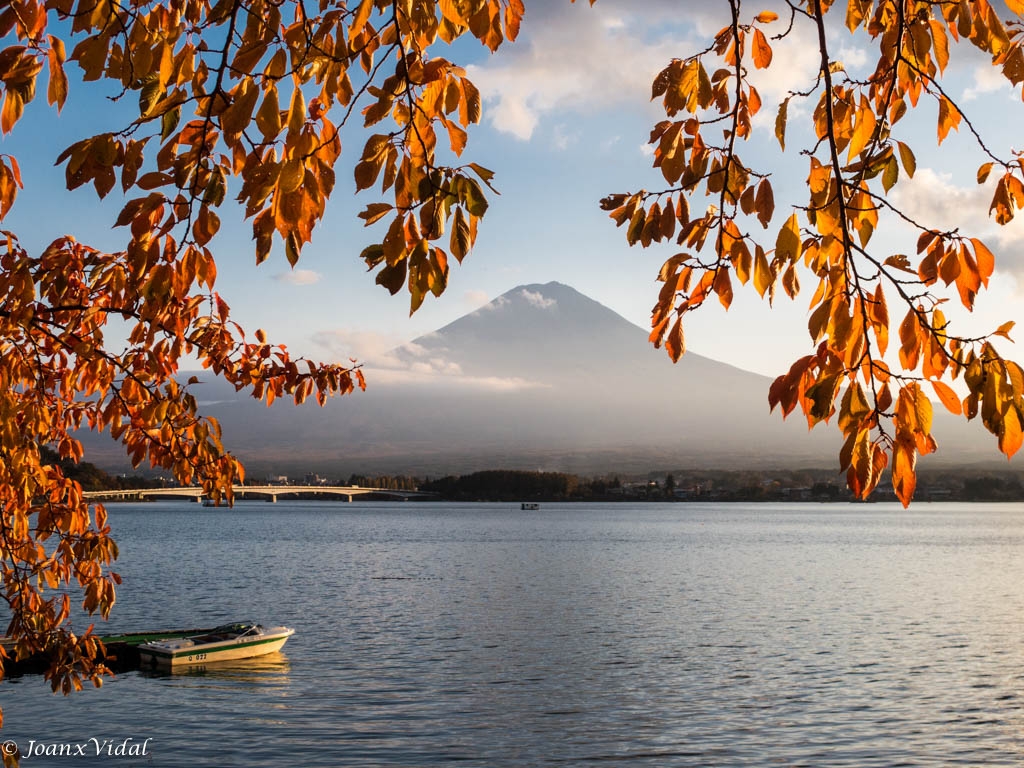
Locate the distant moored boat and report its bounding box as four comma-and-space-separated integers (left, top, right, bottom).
138, 623, 294, 669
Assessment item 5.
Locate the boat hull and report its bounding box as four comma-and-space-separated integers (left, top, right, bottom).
138, 627, 294, 668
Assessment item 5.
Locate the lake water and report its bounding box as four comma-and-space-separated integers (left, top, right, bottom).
3, 501, 1024, 766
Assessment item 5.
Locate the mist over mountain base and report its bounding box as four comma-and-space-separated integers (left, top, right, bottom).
80, 282, 1007, 479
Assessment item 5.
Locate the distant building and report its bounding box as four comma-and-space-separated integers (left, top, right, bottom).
266, 475, 288, 485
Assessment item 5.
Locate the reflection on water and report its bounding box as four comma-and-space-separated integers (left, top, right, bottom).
2, 501, 1024, 766
139, 652, 292, 680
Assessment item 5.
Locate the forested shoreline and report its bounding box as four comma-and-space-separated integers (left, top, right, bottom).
52, 457, 1024, 504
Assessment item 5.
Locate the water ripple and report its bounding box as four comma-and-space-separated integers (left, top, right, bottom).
3, 501, 1024, 766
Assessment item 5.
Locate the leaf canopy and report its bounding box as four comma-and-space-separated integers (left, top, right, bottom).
1, 0, 1024, 735
609, 0, 1024, 508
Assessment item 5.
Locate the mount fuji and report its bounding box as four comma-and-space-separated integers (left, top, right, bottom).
81, 281, 999, 476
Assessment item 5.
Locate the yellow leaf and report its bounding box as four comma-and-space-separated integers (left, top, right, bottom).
939, 251, 961, 286
278, 158, 305, 194
255, 86, 281, 140
775, 213, 801, 263
775, 97, 789, 151
937, 96, 961, 143
754, 179, 774, 228
847, 99, 876, 160
753, 246, 772, 298
47, 39, 68, 112
931, 380, 962, 415
193, 206, 220, 246
1000, 407, 1024, 459
665, 316, 685, 362
970, 238, 994, 286
446, 121, 467, 156
349, 0, 374, 43
460, 78, 481, 126
751, 29, 772, 69
914, 385, 934, 437
839, 381, 871, 435
359, 202, 393, 226
450, 207, 471, 262
845, 0, 870, 31
896, 141, 916, 178
881, 156, 899, 193
714, 267, 733, 309
892, 439, 917, 508
846, 427, 874, 498
994, 320, 1016, 340
1, 90, 24, 135
929, 19, 949, 73
287, 85, 306, 136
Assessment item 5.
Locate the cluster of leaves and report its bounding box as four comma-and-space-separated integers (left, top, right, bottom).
0, 0, 515, 735
604, 0, 1024, 507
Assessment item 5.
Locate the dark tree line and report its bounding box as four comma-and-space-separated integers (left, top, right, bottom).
39, 446, 161, 491
421, 471, 579, 501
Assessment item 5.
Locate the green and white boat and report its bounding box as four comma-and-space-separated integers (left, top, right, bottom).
137, 623, 294, 669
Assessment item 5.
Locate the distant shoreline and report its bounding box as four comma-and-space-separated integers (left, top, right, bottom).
65, 461, 1024, 506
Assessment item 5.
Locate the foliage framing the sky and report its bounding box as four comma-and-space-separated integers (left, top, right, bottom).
0, 0, 1024, 744
602, 0, 1024, 507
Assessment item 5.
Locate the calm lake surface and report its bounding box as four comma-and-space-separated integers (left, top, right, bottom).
3, 501, 1024, 766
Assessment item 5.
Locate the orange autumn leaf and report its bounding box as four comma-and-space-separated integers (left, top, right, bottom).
931, 380, 962, 415
605, 0, 1024, 509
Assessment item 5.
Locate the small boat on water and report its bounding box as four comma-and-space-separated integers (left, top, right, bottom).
521, 502, 540, 510
138, 623, 294, 669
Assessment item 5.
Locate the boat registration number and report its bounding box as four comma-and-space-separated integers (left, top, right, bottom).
187, 653, 208, 661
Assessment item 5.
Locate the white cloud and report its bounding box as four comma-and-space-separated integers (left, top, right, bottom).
520, 289, 556, 309
469, 2, 834, 146
552, 124, 580, 151
311, 324, 548, 391
431, 357, 463, 374
963, 65, 1015, 102
454, 375, 547, 392
310, 329, 404, 363
479, 295, 509, 311
746, 18, 828, 131
366, 347, 547, 390
368, 367, 549, 392
464, 289, 490, 308
836, 44, 869, 71
467, 3, 695, 140
889, 168, 1024, 272
399, 342, 430, 358
272, 269, 321, 286
602, 15, 626, 31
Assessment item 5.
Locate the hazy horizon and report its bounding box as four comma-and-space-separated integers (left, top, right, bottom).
77, 282, 1006, 479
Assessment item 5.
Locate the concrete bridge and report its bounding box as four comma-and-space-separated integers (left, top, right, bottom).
81, 485, 434, 503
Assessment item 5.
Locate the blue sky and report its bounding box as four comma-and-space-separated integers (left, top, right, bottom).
3, 0, 1024, 379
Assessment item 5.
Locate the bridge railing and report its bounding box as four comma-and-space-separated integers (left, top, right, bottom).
81, 486, 436, 502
